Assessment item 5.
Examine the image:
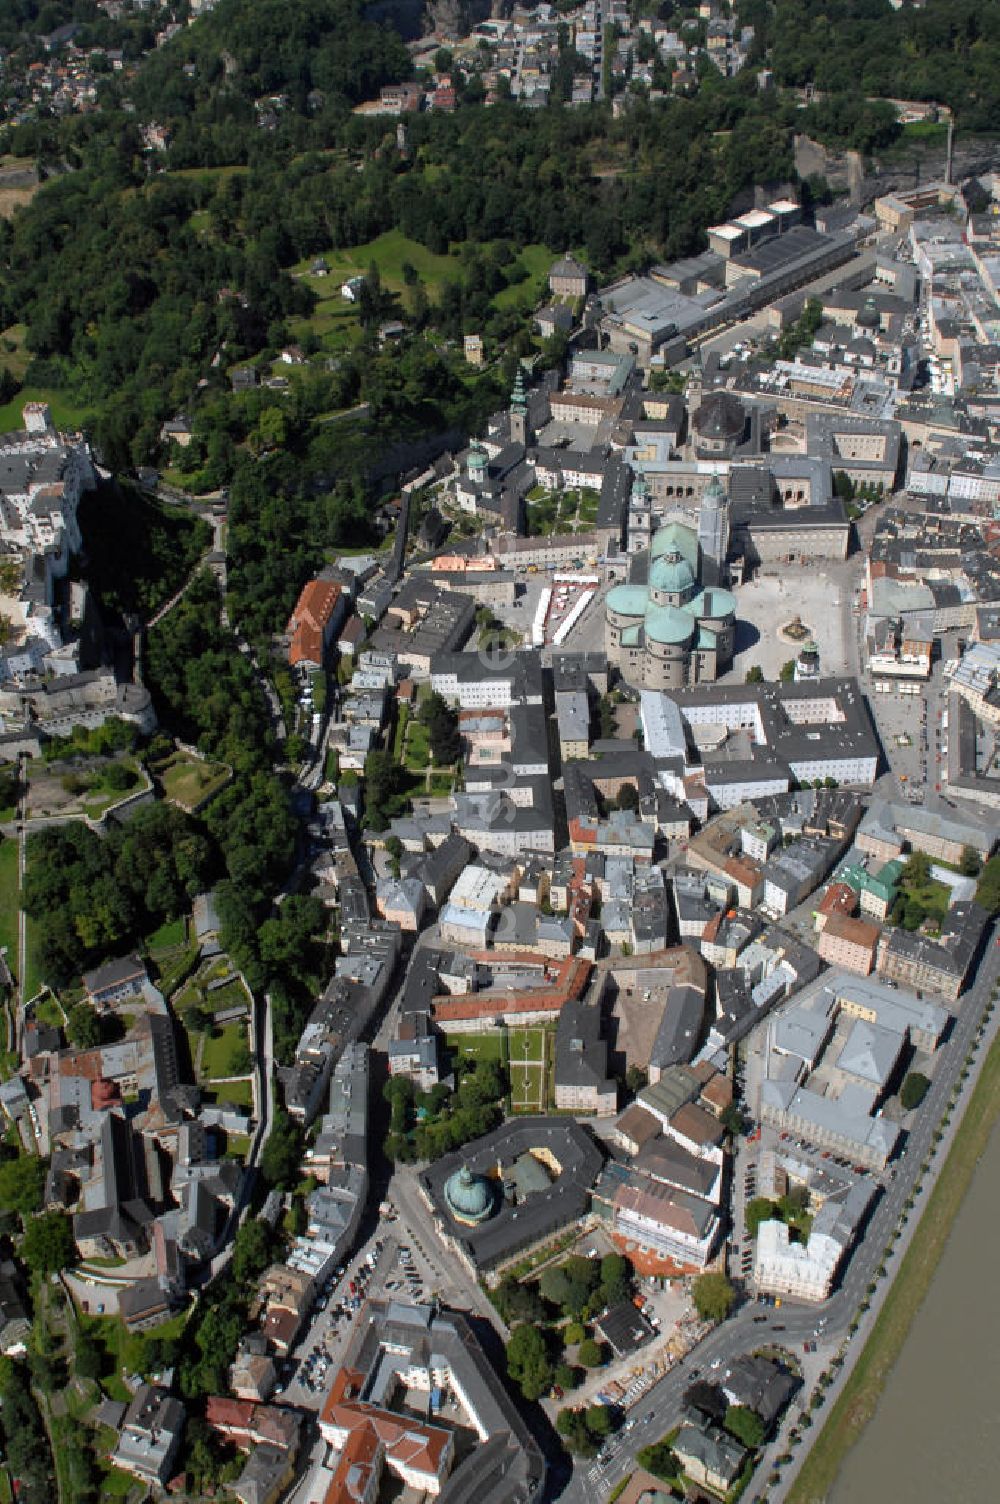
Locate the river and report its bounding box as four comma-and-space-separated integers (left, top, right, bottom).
831, 1117, 1000, 1502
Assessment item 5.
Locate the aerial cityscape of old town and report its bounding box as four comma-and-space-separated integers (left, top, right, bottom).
0, 2, 998, 1503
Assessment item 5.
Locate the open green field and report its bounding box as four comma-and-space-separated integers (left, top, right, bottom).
0, 385, 92, 432
788, 1022, 1000, 1502
290, 232, 556, 345
197, 1021, 247, 1080
145, 914, 188, 955
509, 1027, 545, 1063
99, 1466, 139, 1501
0, 838, 18, 980
404, 719, 431, 771
510, 1061, 547, 1111
155, 750, 231, 811
168, 164, 250, 183
294, 229, 468, 297
446, 1032, 505, 1067
32, 993, 64, 1029
225, 1132, 251, 1159
22, 914, 43, 1001
0, 324, 30, 381
203, 977, 250, 1015
491, 243, 558, 309
900, 119, 949, 143
207, 1078, 253, 1108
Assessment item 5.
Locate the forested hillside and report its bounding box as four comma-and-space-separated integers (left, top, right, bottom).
0, 0, 995, 550
131, 0, 412, 164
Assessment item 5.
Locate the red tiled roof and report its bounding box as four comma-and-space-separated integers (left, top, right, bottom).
818, 882, 858, 918
670, 1101, 724, 1147
205, 1397, 255, 1430
822, 913, 880, 949
287, 579, 342, 668
320, 1391, 452, 1504
431, 955, 591, 1022
57, 1048, 104, 1080
324, 1420, 381, 1504
613, 1179, 703, 1238
700, 1074, 733, 1113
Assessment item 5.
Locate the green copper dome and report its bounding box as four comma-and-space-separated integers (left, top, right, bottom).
444, 1166, 494, 1225
607, 583, 649, 617
650, 520, 699, 566
645, 603, 695, 646
689, 587, 737, 621
650, 549, 695, 596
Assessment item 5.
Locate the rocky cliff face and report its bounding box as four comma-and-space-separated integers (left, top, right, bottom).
364, 0, 499, 41
422, 0, 499, 33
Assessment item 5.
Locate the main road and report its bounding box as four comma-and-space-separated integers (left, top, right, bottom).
564, 928, 1000, 1504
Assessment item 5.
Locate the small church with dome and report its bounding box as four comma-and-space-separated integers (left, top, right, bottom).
443, 1165, 495, 1227
606, 474, 737, 690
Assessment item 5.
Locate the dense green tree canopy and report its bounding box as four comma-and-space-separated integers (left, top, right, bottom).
21, 1211, 75, 1274
692, 1271, 736, 1323
23, 802, 213, 986
505, 1323, 553, 1401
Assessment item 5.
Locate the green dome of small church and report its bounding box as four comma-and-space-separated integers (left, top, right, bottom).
443, 1166, 494, 1225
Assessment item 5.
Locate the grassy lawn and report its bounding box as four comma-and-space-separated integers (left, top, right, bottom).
293, 233, 555, 323
293, 229, 465, 298
198, 1021, 247, 1080
203, 977, 250, 1015
207, 1078, 253, 1108
392, 704, 409, 762
145, 915, 188, 954
526, 491, 560, 536
288, 298, 361, 349
155, 750, 231, 811
0, 385, 92, 432
0, 323, 30, 381
0, 837, 18, 980
32, 993, 63, 1028
509, 1027, 545, 1062
404, 720, 431, 772
897, 876, 950, 927
99, 1466, 139, 1501
900, 120, 949, 144
169, 164, 250, 183
82, 769, 147, 819
492, 243, 558, 310
22, 914, 43, 1001
788, 1026, 1000, 1502
155, 942, 200, 998
510, 1061, 547, 1110
446, 1032, 504, 1067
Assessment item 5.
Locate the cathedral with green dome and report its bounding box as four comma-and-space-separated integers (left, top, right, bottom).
606, 478, 737, 690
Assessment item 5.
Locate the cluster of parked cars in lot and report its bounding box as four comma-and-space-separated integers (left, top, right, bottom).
777, 1132, 867, 1175
739, 1159, 757, 1277
290, 1245, 387, 1395
384, 1244, 425, 1302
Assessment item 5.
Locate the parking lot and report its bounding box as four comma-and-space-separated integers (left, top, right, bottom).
280, 1212, 439, 1410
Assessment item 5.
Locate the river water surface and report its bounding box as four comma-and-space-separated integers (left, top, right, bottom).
831, 1117, 1000, 1502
